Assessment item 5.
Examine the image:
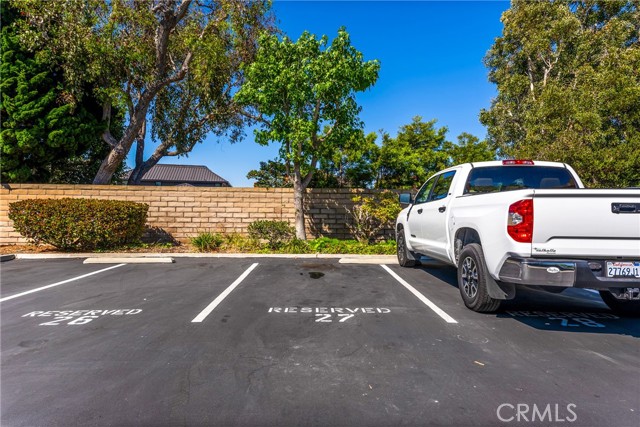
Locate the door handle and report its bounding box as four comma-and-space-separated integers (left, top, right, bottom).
417, 208, 423, 214
438, 206, 446, 213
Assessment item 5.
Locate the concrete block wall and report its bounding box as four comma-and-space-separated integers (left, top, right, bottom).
0, 184, 395, 245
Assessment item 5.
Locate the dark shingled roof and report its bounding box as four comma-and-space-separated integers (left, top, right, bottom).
138, 164, 230, 185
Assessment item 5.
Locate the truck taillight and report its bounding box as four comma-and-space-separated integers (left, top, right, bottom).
508, 199, 533, 243
502, 159, 534, 165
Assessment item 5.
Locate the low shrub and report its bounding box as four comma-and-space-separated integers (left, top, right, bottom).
190, 232, 224, 252
220, 233, 262, 253
277, 238, 312, 254
247, 220, 295, 249
8, 198, 148, 250
346, 191, 401, 243
308, 237, 396, 255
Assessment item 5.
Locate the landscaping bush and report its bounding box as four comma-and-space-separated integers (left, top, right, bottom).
346, 191, 402, 243
8, 198, 148, 250
308, 237, 396, 255
277, 238, 312, 254
247, 220, 295, 249
190, 232, 224, 252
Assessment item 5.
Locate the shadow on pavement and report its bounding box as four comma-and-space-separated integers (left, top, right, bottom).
413, 260, 640, 338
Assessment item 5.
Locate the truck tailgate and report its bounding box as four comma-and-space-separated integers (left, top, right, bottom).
531, 189, 640, 258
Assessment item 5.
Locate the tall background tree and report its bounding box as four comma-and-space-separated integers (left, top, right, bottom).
0, 0, 123, 183
442, 132, 496, 166
481, 0, 640, 187
247, 131, 379, 189
15, 0, 273, 184
312, 131, 379, 188
375, 116, 450, 189
247, 122, 493, 190
236, 28, 380, 239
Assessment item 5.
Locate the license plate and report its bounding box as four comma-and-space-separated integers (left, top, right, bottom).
606, 261, 640, 278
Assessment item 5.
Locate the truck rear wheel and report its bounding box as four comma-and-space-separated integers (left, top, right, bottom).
599, 291, 640, 317
457, 243, 501, 313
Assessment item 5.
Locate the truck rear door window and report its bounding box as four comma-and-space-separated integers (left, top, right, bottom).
464, 166, 578, 195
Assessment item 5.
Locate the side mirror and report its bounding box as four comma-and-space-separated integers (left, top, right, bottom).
399, 193, 413, 206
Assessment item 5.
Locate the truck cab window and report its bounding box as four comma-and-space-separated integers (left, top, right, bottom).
414, 176, 437, 204
429, 171, 456, 201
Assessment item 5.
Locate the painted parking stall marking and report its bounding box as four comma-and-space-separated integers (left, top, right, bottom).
381, 265, 458, 324
0, 264, 127, 302
505, 311, 620, 328
192, 263, 259, 323
22, 309, 142, 326
269, 306, 391, 323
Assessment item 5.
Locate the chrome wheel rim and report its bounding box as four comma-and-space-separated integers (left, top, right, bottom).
461, 256, 478, 299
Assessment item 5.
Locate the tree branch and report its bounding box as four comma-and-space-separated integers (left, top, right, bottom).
240, 109, 273, 126
302, 154, 319, 188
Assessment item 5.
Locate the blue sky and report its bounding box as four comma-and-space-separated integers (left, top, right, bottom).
134, 1, 509, 187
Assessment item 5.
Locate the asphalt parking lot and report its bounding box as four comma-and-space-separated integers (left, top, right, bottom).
1, 257, 638, 427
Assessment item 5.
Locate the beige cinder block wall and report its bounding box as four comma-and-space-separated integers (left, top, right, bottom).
0, 184, 395, 245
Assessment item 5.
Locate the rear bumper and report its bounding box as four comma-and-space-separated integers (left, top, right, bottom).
498, 257, 640, 289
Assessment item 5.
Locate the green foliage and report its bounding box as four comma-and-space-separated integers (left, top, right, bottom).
220, 233, 262, 253
311, 131, 379, 188
247, 220, 296, 249
247, 160, 292, 188
443, 132, 496, 165
236, 28, 380, 238
207, 233, 394, 254
247, 123, 491, 190
248, 131, 380, 189
0, 1, 122, 183
15, 0, 273, 184
376, 117, 450, 189
307, 237, 395, 255
277, 238, 312, 254
346, 191, 401, 243
190, 232, 224, 252
8, 198, 148, 250
481, 0, 640, 187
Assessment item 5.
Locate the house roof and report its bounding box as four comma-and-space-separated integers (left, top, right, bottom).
138, 164, 230, 185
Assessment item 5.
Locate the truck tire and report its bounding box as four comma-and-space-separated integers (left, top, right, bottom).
457, 243, 501, 313
396, 226, 417, 267
599, 291, 640, 317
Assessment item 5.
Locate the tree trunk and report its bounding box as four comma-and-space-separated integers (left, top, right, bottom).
128, 155, 162, 185
292, 173, 306, 240
93, 147, 126, 184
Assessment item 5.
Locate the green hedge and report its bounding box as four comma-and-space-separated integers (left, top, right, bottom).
247, 220, 295, 249
8, 198, 149, 250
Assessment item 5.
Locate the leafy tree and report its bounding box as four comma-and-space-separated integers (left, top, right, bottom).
248, 131, 379, 189
443, 132, 497, 165
375, 116, 450, 189
16, 0, 273, 184
236, 28, 380, 239
313, 131, 379, 188
247, 159, 291, 188
0, 1, 121, 183
481, 0, 640, 187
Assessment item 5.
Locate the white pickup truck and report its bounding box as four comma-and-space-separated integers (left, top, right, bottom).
395, 160, 640, 315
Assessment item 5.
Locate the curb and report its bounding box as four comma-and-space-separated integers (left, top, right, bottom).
84, 257, 175, 264
12, 253, 397, 264
339, 256, 397, 264
1, 254, 15, 262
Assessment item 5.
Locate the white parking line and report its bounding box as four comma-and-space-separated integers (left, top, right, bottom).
381, 265, 458, 324
0, 264, 127, 303
192, 263, 259, 323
